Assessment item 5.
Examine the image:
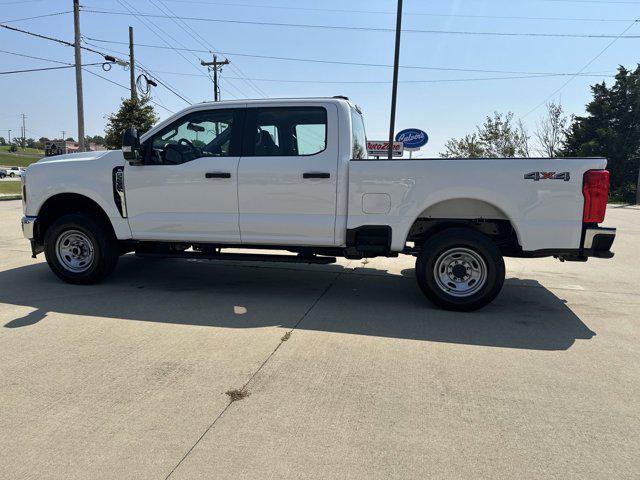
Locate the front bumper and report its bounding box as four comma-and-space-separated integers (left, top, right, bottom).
21, 215, 37, 240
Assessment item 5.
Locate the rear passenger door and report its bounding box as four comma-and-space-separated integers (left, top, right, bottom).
238, 104, 339, 246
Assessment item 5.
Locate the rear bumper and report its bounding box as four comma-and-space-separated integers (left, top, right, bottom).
514, 226, 616, 261
582, 226, 616, 258
555, 226, 616, 262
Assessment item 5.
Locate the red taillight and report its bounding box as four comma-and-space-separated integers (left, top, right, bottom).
582, 170, 609, 223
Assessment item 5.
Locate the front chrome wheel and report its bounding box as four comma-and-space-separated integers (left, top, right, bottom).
55, 230, 95, 273
433, 247, 487, 298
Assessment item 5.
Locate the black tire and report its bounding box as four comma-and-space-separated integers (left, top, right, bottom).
415, 228, 505, 311
9, 172, 15, 178
44, 213, 119, 285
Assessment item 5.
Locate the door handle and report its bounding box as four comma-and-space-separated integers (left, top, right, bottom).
303, 172, 330, 179
205, 172, 231, 179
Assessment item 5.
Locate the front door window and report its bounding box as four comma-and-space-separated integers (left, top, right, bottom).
149, 109, 237, 165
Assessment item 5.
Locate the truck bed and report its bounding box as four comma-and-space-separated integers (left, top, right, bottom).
347, 157, 607, 252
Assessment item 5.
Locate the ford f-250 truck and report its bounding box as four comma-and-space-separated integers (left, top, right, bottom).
21, 97, 616, 311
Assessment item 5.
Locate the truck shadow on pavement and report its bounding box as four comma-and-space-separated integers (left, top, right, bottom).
0, 256, 595, 351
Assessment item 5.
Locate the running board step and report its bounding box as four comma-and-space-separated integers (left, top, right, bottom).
135, 251, 337, 265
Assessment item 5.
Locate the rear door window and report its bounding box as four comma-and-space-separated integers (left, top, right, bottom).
244, 107, 327, 157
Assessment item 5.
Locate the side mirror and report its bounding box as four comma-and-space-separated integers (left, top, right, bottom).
121, 127, 141, 163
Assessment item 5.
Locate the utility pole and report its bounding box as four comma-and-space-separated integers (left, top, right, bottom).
61, 130, 66, 141
201, 55, 229, 101
7, 129, 11, 145
73, 0, 86, 152
129, 26, 137, 101
388, 0, 403, 160
21, 113, 26, 149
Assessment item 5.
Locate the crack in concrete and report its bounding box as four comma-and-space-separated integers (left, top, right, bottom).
163, 265, 349, 479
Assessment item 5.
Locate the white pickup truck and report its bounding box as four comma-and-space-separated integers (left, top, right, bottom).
21, 97, 616, 310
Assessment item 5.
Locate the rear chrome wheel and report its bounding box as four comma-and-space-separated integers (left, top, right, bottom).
433, 247, 487, 298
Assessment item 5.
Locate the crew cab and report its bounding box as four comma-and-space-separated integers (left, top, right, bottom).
21, 97, 616, 310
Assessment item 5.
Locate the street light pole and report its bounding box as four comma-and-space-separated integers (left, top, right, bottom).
388, 0, 403, 160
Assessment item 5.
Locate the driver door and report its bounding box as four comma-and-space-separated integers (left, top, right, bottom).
124, 107, 244, 243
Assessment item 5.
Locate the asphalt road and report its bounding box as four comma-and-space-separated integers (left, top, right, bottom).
0, 200, 638, 479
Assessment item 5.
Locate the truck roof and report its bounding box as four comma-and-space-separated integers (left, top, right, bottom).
193, 96, 353, 108
141, 97, 355, 143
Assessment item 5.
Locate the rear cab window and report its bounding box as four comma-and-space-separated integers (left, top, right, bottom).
350, 106, 368, 160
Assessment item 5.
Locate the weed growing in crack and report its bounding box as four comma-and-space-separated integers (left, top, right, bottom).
226, 389, 250, 402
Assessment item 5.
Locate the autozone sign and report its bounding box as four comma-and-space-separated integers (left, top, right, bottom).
367, 141, 404, 157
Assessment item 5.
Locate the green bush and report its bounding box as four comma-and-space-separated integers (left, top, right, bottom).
609, 182, 637, 204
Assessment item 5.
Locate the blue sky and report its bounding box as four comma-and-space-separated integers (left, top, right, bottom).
1, 0, 639, 155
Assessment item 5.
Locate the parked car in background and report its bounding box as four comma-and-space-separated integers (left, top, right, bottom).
7, 167, 25, 178
0, 168, 6, 179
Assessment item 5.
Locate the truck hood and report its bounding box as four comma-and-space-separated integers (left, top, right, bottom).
34, 150, 113, 165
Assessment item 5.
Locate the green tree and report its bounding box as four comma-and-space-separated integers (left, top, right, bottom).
0, 137, 6, 146
562, 65, 640, 203
104, 96, 158, 149
441, 112, 529, 158
85, 135, 105, 146
36, 137, 50, 150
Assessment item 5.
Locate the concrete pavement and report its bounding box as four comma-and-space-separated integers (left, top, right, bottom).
0, 200, 638, 479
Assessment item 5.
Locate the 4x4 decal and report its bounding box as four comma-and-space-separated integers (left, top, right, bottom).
524, 171, 570, 182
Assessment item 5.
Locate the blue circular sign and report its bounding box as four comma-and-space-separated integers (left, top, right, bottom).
395, 128, 428, 150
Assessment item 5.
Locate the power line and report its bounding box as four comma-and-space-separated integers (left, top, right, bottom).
150, 0, 265, 98
111, 0, 201, 102
83, 9, 640, 39
0, 48, 73, 65
147, 70, 617, 84
0, 0, 49, 4
0, 21, 191, 105
116, 0, 209, 81
84, 35, 248, 100
82, 36, 195, 105
541, 0, 640, 4
0, 63, 105, 75
0, 23, 122, 60
0, 10, 72, 23
153, 0, 637, 23
83, 37, 619, 77
145, 0, 240, 99
82, 68, 175, 114
523, 17, 640, 117
156, 0, 267, 98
